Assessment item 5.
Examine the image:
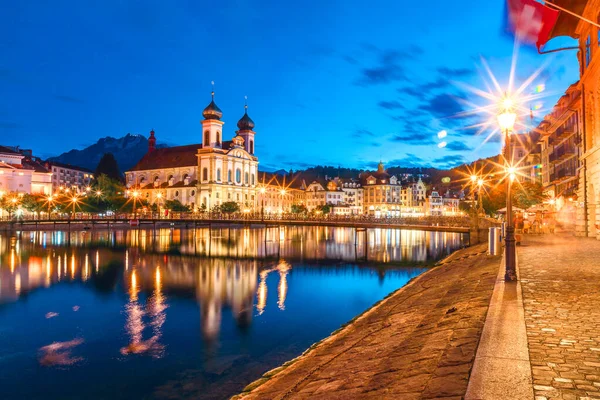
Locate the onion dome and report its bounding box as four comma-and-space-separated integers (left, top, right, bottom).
237, 104, 255, 131
202, 91, 223, 120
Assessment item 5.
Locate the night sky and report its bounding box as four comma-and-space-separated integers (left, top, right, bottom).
1, 0, 580, 171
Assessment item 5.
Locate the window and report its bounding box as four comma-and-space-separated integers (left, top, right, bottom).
250, 140, 254, 154
586, 35, 591, 67
228, 170, 232, 182
251, 173, 255, 185
237, 193, 240, 201
216, 192, 220, 198
204, 131, 210, 146
245, 172, 249, 184
191, 190, 195, 196
228, 193, 231, 199
236, 168, 241, 183
202, 168, 208, 181
175, 191, 179, 197
216, 168, 221, 181
217, 132, 221, 146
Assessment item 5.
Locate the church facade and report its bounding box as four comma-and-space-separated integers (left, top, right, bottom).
125, 92, 259, 211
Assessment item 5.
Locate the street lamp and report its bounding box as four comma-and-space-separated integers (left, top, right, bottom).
70, 195, 79, 219
46, 194, 54, 220
280, 189, 286, 214
132, 190, 140, 219
477, 178, 484, 215
260, 187, 266, 221
497, 99, 517, 281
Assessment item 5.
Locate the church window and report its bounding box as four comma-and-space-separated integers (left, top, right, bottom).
250, 140, 254, 154
228, 193, 231, 199
236, 168, 242, 183
251, 173, 255, 185
237, 193, 240, 201
202, 168, 208, 181
245, 172, 249, 184
216, 192, 220, 198
175, 191, 179, 197
204, 131, 210, 146
217, 168, 221, 181
191, 190, 195, 196
228, 170, 232, 182
216, 132, 221, 146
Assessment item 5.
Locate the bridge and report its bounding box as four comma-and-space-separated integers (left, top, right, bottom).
0, 216, 471, 234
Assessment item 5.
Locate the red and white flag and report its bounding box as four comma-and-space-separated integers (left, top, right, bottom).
506, 0, 560, 50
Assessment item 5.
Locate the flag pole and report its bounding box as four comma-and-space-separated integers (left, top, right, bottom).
544, 0, 600, 29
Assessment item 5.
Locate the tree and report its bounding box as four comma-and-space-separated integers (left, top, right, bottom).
21, 193, 45, 215
482, 180, 547, 215
220, 201, 240, 214
95, 153, 122, 182
164, 199, 191, 212
291, 204, 308, 214
514, 181, 546, 210
316, 204, 331, 214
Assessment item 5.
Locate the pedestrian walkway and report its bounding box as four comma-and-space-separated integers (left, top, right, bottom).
519, 232, 600, 400
234, 244, 499, 400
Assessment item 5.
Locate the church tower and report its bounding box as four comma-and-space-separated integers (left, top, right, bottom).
236, 100, 256, 155
201, 88, 224, 149
148, 129, 156, 153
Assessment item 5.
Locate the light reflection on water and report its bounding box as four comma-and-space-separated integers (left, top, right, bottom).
0, 226, 467, 400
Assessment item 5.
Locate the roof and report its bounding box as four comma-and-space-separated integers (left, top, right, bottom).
128, 144, 202, 172
22, 157, 50, 173
0, 145, 21, 155
548, 0, 588, 40
45, 160, 93, 173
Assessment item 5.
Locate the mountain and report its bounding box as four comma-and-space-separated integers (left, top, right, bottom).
48, 134, 160, 173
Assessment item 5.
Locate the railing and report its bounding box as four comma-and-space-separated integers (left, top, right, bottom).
0, 213, 472, 229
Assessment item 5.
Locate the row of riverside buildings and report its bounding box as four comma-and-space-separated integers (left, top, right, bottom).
0, 146, 93, 195
124, 92, 460, 217
514, 0, 600, 239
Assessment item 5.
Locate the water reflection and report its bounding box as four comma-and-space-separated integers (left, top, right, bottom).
0, 226, 467, 400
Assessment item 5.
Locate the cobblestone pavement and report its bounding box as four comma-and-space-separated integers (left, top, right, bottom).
235, 244, 499, 400
519, 233, 600, 400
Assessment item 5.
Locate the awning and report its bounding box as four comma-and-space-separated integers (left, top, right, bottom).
547, 0, 589, 40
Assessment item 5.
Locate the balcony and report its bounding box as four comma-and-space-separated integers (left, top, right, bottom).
551, 168, 576, 184
555, 128, 575, 140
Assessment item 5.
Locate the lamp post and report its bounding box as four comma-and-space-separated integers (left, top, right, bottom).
470, 175, 477, 214
47, 194, 54, 220
132, 190, 140, 219
260, 187, 266, 221
498, 100, 517, 281
280, 189, 286, 215
477, 178, 484, 216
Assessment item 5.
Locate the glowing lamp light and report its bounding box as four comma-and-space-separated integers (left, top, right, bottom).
96, 190, 102, 196
11, 198, 17, 204
497, 110, 517, 132
477, 178, 484, 187
260, 187, 266, 194
156, 193, 162, 199
471, 175, 477, 183
280, 189, 286, 195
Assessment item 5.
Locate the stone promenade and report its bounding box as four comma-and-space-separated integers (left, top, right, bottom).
519, 233, 600, 400
234, 244, 499, 400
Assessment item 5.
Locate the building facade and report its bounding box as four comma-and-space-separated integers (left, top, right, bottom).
0, 146, 52, 196
126, 93, 260, 211
361, 162, 402, 216
549, 0, 600, 238
44, 161, 94, 192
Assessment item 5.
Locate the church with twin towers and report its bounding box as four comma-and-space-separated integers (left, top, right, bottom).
125, 89, 260, 211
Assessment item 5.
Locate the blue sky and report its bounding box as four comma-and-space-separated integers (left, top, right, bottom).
1, 0, 580, 170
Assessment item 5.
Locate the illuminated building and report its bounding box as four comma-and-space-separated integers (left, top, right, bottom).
43, 161, 93, 192
401, 177, 427, 216
0, 145, 52, 198
546, 0, 599, 238
125, 91, 260, 211
362, 161, 402, 216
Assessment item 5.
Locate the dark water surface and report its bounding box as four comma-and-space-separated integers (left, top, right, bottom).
0, 226, 468, 400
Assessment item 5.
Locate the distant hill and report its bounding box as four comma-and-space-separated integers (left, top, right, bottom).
48, 134, 165, 173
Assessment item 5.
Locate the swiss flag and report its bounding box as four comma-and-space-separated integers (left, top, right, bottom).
506, 0, 560, 51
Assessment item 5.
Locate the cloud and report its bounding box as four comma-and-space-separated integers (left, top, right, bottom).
0, 121, 20, 129
55, 95, 84, 104
445, 141, 473, 151
364, 153, 428, 169
378, 100, 405, 110
391, 131, 435, 145
419, 93, 466, 118
437, 67, 474, 78
432, 154, 466, 168
355, 46, 423, 86
352, 128, 375, 138
342, 55, 359, 65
